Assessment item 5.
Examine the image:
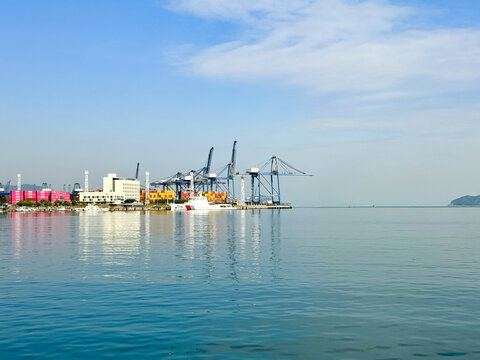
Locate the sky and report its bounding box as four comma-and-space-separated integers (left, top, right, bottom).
1, 0, 480, 206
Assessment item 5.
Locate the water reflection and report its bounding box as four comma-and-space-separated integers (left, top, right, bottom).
5, 212, 72, 277
270, 210, 281, 280
73, 210, 285, 282
9, 212, 71, 260
226, 213, 238, 282
173, 212, 221, 281
4, 210, 480, 360
169, 210, 282, 282
3, 210, 284, 283
249, 210, 261, 280
78, 213, 143, 280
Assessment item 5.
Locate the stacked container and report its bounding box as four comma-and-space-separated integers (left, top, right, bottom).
149, 190, 174, 202
50, 191, 64, 203
24, 191, 37, 203
140, 190, 175, 203
11, 190, 24, 204
179, 191, 190, 200
36, 191, 51, 202
62, 192, 71, 202
202, 192, 228, 203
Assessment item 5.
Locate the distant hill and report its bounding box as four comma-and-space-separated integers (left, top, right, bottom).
450, 195, 480, 207
0, 184, 44, 193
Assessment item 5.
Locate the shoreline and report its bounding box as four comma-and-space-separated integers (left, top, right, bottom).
1, 203, 295, 213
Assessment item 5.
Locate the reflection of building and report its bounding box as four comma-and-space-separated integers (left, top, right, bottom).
79, 173, 140, 204
78, 212, 142, 267
10, 212, 71, 260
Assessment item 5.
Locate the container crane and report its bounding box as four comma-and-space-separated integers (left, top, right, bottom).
135, 163, 140, 180
203, 147, 216, 191
0, 180, 10, 193
243, 156, 312, 204
72, 183, 83, 193
151, 147, 214, 198
213, 140, 237, 201
152, 142, 238, 201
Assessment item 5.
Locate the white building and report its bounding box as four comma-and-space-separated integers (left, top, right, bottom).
79, 192, 125, 204
79, 173, 140, 204
103, 173, 140, 202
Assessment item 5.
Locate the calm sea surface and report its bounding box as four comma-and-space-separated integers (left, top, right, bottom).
1, 208, 479, 359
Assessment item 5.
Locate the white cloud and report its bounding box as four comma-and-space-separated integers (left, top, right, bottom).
165, 0, 312, 23
304, 104, 480, 140
166, 0, 480, 97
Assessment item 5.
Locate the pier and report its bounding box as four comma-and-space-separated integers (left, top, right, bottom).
236, 204, 292, 210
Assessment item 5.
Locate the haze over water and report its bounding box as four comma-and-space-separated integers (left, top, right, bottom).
1, 209, 479, 359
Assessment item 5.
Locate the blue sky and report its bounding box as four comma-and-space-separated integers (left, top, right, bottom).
1, 0, 480, 205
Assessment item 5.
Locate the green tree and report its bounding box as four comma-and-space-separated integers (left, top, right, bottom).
124, 199, 136, 204
17, 200, 34, 207
39, 200, 50, 207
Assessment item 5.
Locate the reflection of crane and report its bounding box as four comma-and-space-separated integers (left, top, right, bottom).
243, 156, 312, 204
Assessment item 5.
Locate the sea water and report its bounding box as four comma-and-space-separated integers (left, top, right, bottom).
0, 208, 479, 359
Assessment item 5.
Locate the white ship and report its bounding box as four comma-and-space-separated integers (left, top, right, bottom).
169, 172, 235, 211
170, 194, 235, 211
15, 206, 35, 212
75, 204, 109, 212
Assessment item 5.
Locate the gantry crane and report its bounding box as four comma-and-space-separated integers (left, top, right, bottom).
210, 140, 237, 201
151, 147, 216, 199
243, 156, 312, 204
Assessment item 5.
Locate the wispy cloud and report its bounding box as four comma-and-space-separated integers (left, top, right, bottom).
165, 0, 312, 23
166, 0, 480, 98
303, 104, 480, 139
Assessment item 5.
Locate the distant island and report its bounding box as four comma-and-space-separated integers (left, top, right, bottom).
449, 195, 480, 207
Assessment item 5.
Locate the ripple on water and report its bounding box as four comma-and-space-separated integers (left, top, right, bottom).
1, 209, 480, 359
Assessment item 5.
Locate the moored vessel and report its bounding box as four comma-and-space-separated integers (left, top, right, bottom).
170, 171, 235, 211
75, 204, 109, 212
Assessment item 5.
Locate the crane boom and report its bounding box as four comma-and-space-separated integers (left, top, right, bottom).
228, 140, 237, 179
205, 147, 214, 175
